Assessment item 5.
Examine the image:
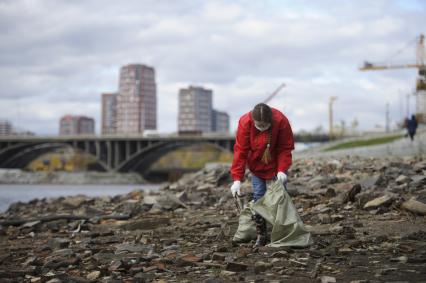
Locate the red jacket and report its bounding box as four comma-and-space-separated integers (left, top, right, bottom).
231, 108, 294, 181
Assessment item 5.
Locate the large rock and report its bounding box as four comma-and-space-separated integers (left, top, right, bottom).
155, 193, 188, 210
360, 175, 382, 189
395, 175, 410, 184
401, 198, 426, 215
411, 175, 426, 186
363, 194, 395, 209
62, 195, 87, 208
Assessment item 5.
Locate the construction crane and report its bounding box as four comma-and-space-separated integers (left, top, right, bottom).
359, 34, 426, 123
263, 83, 286, 104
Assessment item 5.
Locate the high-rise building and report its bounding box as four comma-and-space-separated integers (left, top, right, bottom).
101, 93, 117, 135
60, 115, 95, 136
0, 120, 12, 136
212, 110, 230, 133
116, 64, 157, 134
178, 86, 213, 133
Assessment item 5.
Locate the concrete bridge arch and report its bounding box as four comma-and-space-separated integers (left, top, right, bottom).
0, 137, 235, 174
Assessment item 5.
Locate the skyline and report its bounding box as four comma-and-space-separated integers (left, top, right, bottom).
1, 0, 425, 135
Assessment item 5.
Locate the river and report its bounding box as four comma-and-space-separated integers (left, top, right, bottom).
0, 184, 161, 213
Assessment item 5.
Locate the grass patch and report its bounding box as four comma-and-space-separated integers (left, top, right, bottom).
324, 134, 404, 151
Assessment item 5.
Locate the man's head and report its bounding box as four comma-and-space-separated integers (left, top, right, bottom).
252, 103, 272, 131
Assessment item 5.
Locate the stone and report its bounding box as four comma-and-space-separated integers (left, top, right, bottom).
254, 261, 272, 274
117, 200, 142, 216
329, 224, 344, 234
321, 276, 336, 283
413, 161, 426, 172
390, 256, 408, 263
411, 175, 426, 185
22, 220, 41, 229
48, 238, 71, 249
236, 247, 251, 258
45, 220, 67, 231
86, 271, 101, 281
62, 195, 87, 208
212, 252, 227, 261
325, 188, 336, 198
271, 251, 288, 258
401, 198, 426, 215
307, 176, 329, 189
51, 248, 75, 257
176, 254, 202, 266
318, 213, 331, 224
338, 247, 353, 254
108, 260, 123, 271
360, 175, 382, 189
342, 184, 361, 203
376, 267, 397, 276
119, 218, 170, 230
197, 184, 215, 191
220, 270, 236, 276
270, 258, 281, 265
225, 261, 249, 272
330, 214, 344, 222
395, 175, 410, 184
115, 243, 153, 254
93, 252, 119, 264
176, 191, 189, 202
363, 195, 394, 209
156, 193, 189, 210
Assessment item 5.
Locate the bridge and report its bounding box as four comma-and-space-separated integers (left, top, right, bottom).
0, 133, 329, 174
0, 135, 235, 174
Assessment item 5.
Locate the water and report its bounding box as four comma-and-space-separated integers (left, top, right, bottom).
0, 184, 161, 213
294, 142, 321, 152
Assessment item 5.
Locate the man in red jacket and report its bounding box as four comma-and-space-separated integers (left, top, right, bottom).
230, 103, 295, 247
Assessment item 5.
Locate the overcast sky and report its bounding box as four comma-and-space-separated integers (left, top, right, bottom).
0, 0, 425, 135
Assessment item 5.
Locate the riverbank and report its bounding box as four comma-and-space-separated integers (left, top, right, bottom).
0, 156, 425, 282
0, 169, 145, 185
0, 184, 162, 213
295, 128, 426, 159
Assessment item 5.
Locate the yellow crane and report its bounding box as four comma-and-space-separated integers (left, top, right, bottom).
359, 34, 426, 123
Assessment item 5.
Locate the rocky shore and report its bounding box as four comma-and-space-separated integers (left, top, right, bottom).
0, 169, 145, 185
0, 156, 426, 282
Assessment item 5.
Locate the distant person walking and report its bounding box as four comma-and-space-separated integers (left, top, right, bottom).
407, 115, 418, 141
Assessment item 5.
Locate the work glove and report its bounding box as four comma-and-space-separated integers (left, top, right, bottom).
230, 180, 241, 197
277, 172, 288, 184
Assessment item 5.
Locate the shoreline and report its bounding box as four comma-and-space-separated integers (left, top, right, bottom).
0, 169, 146, 185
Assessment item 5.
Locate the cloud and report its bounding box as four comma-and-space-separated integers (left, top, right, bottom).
0, 0, 425, 135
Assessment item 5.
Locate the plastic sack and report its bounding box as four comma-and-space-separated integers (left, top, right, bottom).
232, 202, 257, 243
233, 180, 313, 247
253, 180, 313, 247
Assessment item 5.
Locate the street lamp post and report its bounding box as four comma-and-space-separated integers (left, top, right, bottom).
329, 96, 338, 139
